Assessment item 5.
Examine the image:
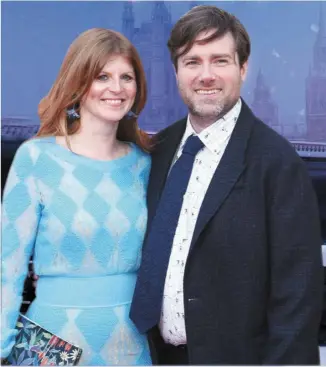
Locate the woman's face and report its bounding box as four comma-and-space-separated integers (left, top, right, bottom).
80, 55, 137, 125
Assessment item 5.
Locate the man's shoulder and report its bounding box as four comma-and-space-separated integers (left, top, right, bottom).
239, 100, 299, 164
250, 117, 303, 167
156, 117, 186, 138
151, 117, 187, 150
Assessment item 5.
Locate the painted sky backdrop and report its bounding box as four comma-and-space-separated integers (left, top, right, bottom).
2, 1, 325, 135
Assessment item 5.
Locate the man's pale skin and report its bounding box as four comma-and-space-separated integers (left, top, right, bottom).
175, 30, 248, 133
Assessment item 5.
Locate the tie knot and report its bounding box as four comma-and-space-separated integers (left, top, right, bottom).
182, 135, 204, 156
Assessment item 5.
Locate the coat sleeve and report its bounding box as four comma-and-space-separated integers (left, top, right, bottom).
263, 156, 324, 364
1, 142, 42, 358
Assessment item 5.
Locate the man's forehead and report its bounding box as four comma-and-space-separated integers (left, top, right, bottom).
180, 31, 236, 58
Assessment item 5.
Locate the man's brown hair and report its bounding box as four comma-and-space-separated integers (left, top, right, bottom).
167, 5, 251, 69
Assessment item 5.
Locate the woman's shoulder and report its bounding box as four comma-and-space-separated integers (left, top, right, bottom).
19, 136, 54, 150
12, 136, 53, 164
132, 144, 151, 171
131, 143, 151, 159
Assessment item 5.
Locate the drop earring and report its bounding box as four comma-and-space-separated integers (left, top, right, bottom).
66, 103, 80, 120
125, 110, 138, 119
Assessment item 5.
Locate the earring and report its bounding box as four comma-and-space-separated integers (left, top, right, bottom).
66, 103, 80, 120
126, 110, 138, 119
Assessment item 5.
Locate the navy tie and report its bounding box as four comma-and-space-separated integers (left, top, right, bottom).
130, 135, 204, 333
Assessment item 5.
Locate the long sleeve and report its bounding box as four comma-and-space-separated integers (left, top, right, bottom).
1, 142, 42, 358
263, 157, 324, 364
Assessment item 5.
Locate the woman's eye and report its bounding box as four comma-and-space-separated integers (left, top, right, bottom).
122, 74, 134, 81
97, 74, 108, 81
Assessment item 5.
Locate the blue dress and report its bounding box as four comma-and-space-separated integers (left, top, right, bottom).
1, 137, 152, 365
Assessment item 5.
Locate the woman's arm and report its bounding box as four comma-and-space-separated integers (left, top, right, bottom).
1, 142, 42, 358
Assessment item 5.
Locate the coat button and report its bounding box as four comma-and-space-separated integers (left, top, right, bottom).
188, 298, 197, 302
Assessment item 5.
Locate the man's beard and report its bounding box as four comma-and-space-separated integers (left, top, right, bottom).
189, 98, 225, 120
178, 83, 228, 122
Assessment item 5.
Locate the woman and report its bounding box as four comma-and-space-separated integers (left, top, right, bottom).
1, 28, 152, 365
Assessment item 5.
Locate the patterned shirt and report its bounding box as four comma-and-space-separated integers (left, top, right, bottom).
159, 99, 242, 345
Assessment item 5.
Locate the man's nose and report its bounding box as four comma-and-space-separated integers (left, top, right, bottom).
199, 65, 216, 84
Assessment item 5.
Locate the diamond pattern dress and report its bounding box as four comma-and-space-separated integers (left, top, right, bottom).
1, 137, 152, 365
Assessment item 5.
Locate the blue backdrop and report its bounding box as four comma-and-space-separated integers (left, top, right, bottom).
2, 1, 326, 153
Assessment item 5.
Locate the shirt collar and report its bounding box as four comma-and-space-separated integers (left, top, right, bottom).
183, 98, 242, 155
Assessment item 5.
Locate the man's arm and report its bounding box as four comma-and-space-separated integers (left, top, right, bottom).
263, 157, 324, 364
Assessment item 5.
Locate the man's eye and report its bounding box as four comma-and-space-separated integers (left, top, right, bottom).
185, 61, 198, 66
215, 59, 228, 65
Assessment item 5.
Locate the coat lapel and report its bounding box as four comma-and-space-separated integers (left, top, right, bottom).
147, 118, 187, 230
189, 101, 255, 253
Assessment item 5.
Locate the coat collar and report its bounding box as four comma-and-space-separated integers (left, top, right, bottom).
147, 99, 256, 247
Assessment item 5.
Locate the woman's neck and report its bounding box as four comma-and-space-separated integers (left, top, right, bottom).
58, 122, 129, 161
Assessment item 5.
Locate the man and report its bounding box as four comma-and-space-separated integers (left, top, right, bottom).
130, 5, 324, 365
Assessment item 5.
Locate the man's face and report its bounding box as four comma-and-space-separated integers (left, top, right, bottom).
176, 30, 248, 123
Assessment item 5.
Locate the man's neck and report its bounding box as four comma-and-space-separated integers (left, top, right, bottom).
189, 99, 240, 134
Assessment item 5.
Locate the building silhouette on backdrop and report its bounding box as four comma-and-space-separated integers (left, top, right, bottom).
2, 1, 326, 157
306, 2, 326, 142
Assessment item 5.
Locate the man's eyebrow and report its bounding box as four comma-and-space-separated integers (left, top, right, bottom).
183, 53, 233, 59
181, 55, 200, 61
211, 53, 233, 59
